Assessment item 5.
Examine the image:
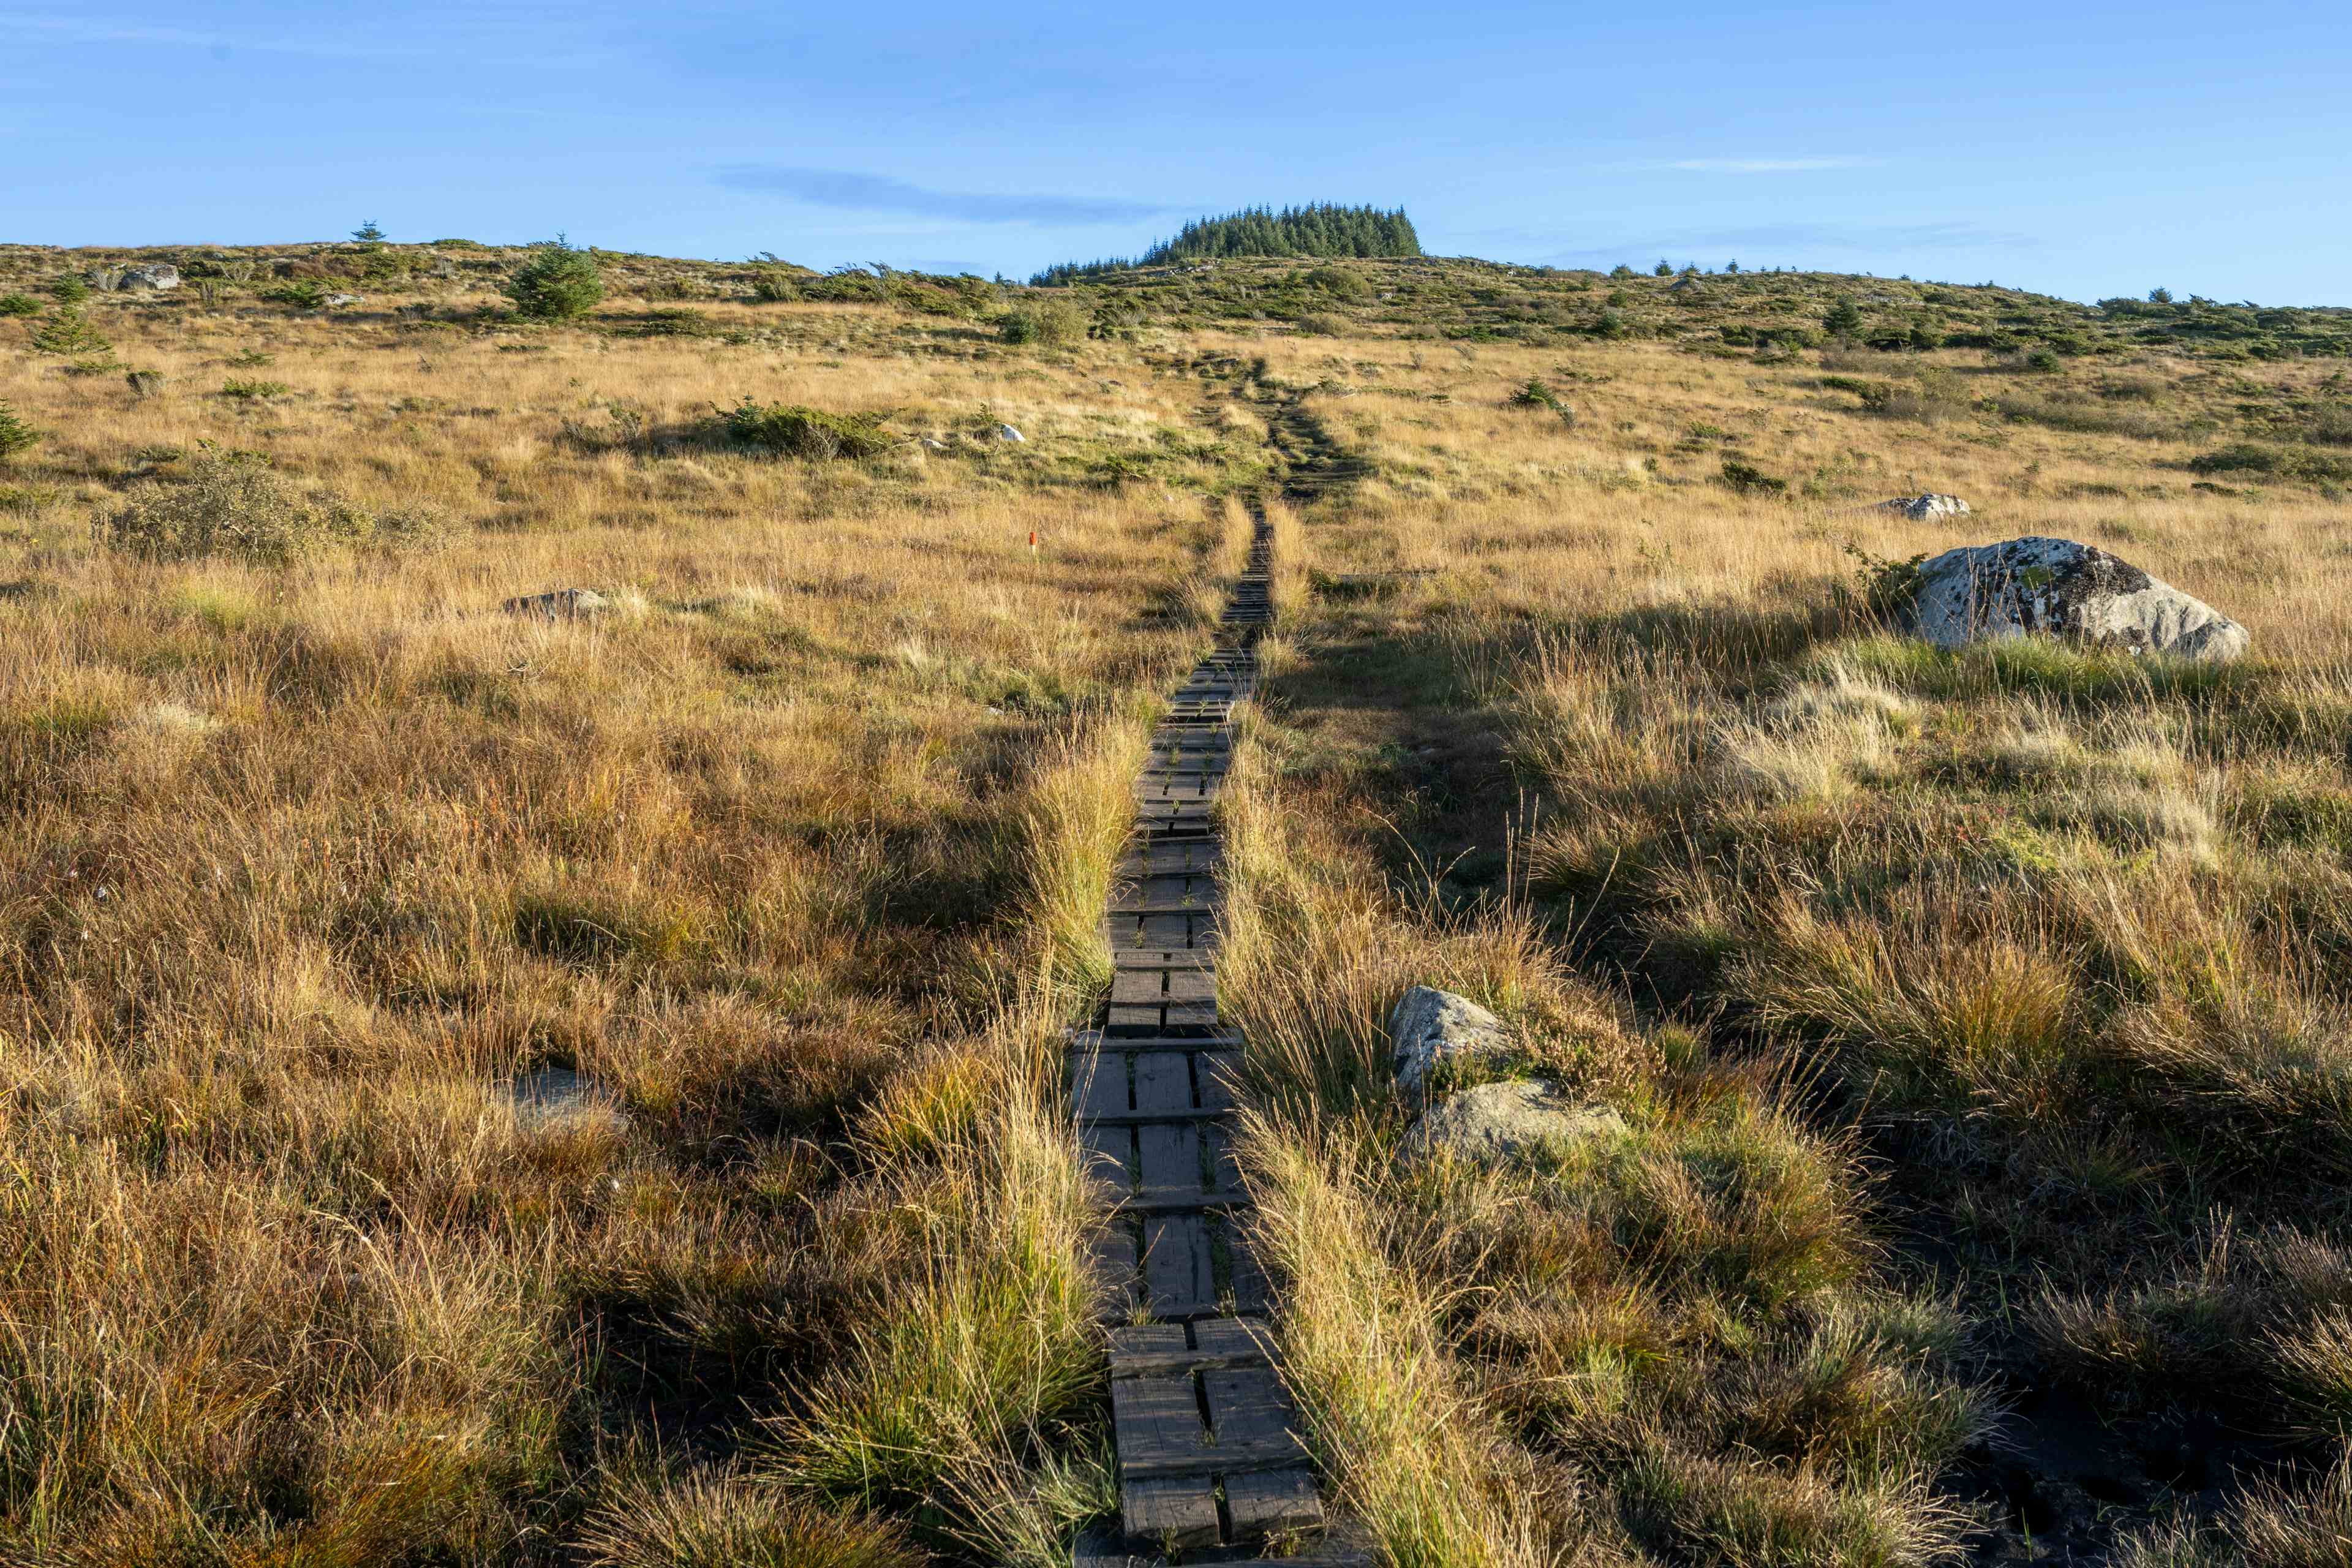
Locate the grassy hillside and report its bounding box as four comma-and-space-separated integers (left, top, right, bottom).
4, 237, 2352, 1565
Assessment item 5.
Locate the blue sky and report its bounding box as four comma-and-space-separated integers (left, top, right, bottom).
7, 2, 2349, 303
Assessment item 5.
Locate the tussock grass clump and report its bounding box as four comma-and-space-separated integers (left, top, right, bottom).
579, 1472, 920, 1568
770, 1029, 1104, 1513
725, 399, 894, 459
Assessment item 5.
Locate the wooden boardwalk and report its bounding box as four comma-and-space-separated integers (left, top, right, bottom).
1070, 520, 1339, 1562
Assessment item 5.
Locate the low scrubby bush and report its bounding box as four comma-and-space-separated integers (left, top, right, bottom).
997, 298, 1085, 347
723, 400, 892, 460
100, 448, 444, 564
2189, 442, 2352, 481
0, 293, 38, 318
1721, 458, 1789, 496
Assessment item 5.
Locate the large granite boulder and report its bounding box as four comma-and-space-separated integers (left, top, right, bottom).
1906, 536, 2248, 662
1401, 1080, 1628, 1166
1390, 986, 1507, 1104
121, 264, 180, 292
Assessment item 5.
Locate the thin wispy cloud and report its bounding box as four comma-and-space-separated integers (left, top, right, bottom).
0, 10, 603, 66
715, 166, 1172, 227
1662, 157, 1886, 173
1536, 221, 2036, 271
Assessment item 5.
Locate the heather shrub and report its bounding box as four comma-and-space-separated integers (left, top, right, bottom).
723, 401, 892, 460
100, 448, 437, 564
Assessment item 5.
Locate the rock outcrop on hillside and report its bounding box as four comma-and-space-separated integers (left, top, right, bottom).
1906, 536, 2248, 661
1881, 493, 1970, 519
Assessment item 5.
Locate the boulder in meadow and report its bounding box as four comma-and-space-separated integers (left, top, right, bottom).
1880, 493, 1971, 519
1905, 535, 2248, 662
1401, 1079, 1628, 1167
1390, 986, 1508, 1104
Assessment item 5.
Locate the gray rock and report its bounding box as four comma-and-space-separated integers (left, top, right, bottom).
500, 1065, 628, 1136
1401, 1080, 1628, 1166
1907, 535, 2248, 662
919, 437, 948, 451
503, 587, 609, 619
1880, 493, 1970, 519
322, 292, 362, 307
119, 264, 180, 292
1390, 986, 1507, 1104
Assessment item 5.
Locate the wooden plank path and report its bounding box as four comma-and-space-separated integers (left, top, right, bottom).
1071, 519, 1349, 1564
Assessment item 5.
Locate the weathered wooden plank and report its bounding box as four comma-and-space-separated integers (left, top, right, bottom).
1113, 945, 1213, 970
1121, 1477, 1219, 1550
1110, 1360, 1220, 1545
1123, 842, 1220, 876
1112, 1371, 1211, 1471
1229, 1242, 1270, 1315
1136, 1120, 1204, 1194
1164, 970, 1217, 1006
1196, 1050, 1242, 1110
1202, 1366, 1310, 1462
1142, 1213, 1213, 1318
1080, 1124, 1135, 1191
1082, 1106, 1225, 1126
1082, 1033, 1246, 1055
1131, 1053, 1193, 1114
1068, 1048, 1128, 1117
1189, 1316, 1269, 1359
1116, 1191, 1246, 1215
1205, 1123, 1245, 1196
1091, 1221, 1140, 1301
1108, 876, 1210, 915
1226, 1468, 1323, 1539
1107, 1324, 1188, 1357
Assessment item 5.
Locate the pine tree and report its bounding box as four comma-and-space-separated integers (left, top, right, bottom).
0, 399, 39, 463
1037, 204, 1422, 283
29, 306, 110, 358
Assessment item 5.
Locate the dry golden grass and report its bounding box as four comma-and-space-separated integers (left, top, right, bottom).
0, 271, 1258, 1562
1215, 323, 2352, 1561
7, 244, 2352, 1563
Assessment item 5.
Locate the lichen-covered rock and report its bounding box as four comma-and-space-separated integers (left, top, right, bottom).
1880, 493, 1970, 519
1401, 1079, 1627, 1166
121, 264, 180, 292
1907, 536, 2248, 662
1390, 986, 1507, 1104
